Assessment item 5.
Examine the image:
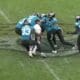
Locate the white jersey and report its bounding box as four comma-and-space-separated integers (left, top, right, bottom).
33, 24, 42, 34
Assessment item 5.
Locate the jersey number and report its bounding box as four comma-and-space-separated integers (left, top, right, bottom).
22, 28, 31, 36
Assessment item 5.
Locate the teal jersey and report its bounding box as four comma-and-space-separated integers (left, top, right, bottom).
27, 15, 40, 28
75, 21, 80, 28
44, 17, 61, 32
50, 18, 61, 30
44, 20, 53, 32
21, 25, 32, 40
41, 16, 48, 22
75, 20, 80, 33
40, 16, 49, 31
16, 17, 27, 29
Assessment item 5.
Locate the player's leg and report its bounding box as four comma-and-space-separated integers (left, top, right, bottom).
28, 40, 38, 57
35, 33, 41, 44
35, 35, 46, 57
47, 31, 57, 53
56, 29, 75, 47
34, 27, 46, 57
30, 40, 38, 55
21, 40, 33, 57
52, 31, 57, 47
21, 40, 29, 51
28, 45, 33, 57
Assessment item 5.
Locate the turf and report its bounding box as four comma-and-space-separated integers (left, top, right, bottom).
0, 50, 55, 80
0, 0, 80, 80
0, 50, 80, 80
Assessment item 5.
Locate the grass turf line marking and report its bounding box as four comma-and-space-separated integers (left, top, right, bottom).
64, 58, 70, 64
40, 60, 61, 80
18, 60, 28, 76
0, 9, 11, 23
18, 61, 25, 68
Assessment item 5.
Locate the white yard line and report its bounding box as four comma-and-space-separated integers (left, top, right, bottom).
18, 61, 25, 68
40, 60, 61, 80
63, 58, 70, 64
0, 9, 11, 23
18, 61, 26, 76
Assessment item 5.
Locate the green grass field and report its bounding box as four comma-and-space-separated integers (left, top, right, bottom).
0, 0, 80, 80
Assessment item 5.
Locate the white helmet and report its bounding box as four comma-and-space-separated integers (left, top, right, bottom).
49, 12, 55, 16
48, 12, 55, 17
41, 14, 46, 17
76, 16, 80, 19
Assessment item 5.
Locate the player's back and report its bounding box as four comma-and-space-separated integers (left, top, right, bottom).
21, 25, 32, 40
27, 15, 40, 27
16, 17, 27, 29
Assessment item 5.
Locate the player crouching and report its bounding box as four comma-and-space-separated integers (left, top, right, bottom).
21, 20, 37, 57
